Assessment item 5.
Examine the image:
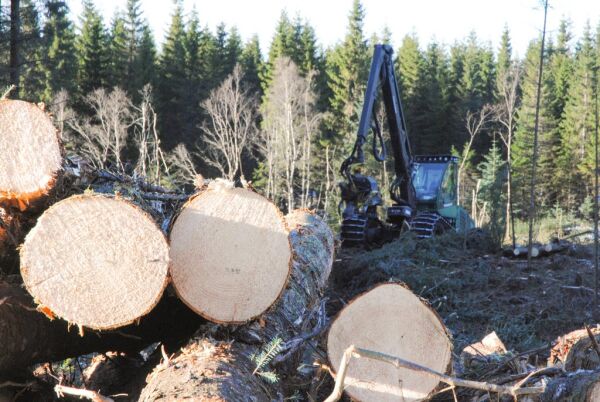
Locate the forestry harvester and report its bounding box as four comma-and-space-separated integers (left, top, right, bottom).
339, 44, 474, 247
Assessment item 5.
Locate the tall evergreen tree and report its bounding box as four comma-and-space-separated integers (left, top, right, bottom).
19, 0, 45, 100
420, 41, 450, 153
460, 32, 495, 114
76, 0, 109, 95
262, 11, 295, 89
240, 35, 263, 95
496, 25, 512, 96
225, 26, 242, 73
548, 19, 574, 121
324, 0, 369, 146
445, 41, 467, 147
135, 23, 156, 90
512, 38, 555, 213
182, 8, 205, 145
124, 0, 143, 95
478, 139, 506, 247
396, 34, 426, 150
558, 23, 596, 207
108, 12, 128, 89
157, 0, 187, 148
41, 0, 77, 101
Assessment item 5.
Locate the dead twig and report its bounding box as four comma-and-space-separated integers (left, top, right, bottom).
585, 324, 600, 360
323, 345, 545, 402
1, 85, 15, 100
54, 384, 114, 402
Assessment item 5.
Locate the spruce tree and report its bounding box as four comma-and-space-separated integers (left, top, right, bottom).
478, 139, 506, 248
558, 24, 596, 207
395, 33, 426, 151
297, 21, 320, 75
496, 25, 512, 96
210, 23, 229, 86
324, 0, 369, 146
548, 19, 573, 121
262, 11, 295, 89
108, 12, 128, 89
225, 26, 242, 74
19, 0, 45, 100
135, 23, 156, 90
512, 38, 555, 213
157, 0, 187, 148
182, 8, 204, 145
41, 0, 77, 101
76, 0, 109, 95
124, 0, 143, 96
446, 42, 467, 148
460, 32, 495, 114
420, 41, 450, 153
240, 35, 263, 95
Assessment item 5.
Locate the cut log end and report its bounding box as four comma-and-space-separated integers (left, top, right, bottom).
0, 100, 62, 206
169, 185, 291, 324
20, 194, 169, 330
327, 283, 452, 402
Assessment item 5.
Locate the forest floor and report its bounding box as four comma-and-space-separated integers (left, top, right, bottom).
321, 232, 598, 400
328, 232, 597, 357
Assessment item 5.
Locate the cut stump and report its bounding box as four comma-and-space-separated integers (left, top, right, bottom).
0, 100, 62, 208
169, 182, 291, 323
20, 194, 169, 330
327, 283, 452, 402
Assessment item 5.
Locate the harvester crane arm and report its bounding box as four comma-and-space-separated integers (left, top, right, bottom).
340, 44, 416, 210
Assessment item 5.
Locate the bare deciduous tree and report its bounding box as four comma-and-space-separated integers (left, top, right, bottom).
132, 85, 170, 183
200, 64, 259, 181
50, 89, 73, 140
68, 87, 133, 172
458, 104, 494, 204
495, 63, 521, 245
167, 143, 198, 186
260, 57, 322, 211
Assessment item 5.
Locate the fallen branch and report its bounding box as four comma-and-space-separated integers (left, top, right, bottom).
54, 385, 114, 402
324, 345, 545, 402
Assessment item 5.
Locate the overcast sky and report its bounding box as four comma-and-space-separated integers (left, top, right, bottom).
67, 0, 600, 58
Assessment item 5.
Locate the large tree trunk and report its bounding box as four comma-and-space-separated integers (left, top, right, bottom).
168, 182, 292, 324
0, 281, 203, 374
20, 194, 170, 330
326, 283, 453, 402
0, 100, 62, 210
138, 209, 334, 401
540, 370, 600, 402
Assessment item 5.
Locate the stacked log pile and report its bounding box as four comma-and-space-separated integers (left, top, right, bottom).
0, 99, 339, 401
3, 98, 600, 402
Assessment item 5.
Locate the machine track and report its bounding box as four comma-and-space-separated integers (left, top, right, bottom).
410, 212, 453, 239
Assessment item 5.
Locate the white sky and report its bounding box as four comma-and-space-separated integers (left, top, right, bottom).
68, 0, 600, 58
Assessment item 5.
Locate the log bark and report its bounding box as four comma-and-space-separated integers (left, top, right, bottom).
0, 100, 62, 210
138, 209, 334, 401
0, 281, 203, 374
326, 283, 453, 402
169, 181, 292, 324
540, 370, 600, 402
20, 194, 170, 330
549, 327, 600, 371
